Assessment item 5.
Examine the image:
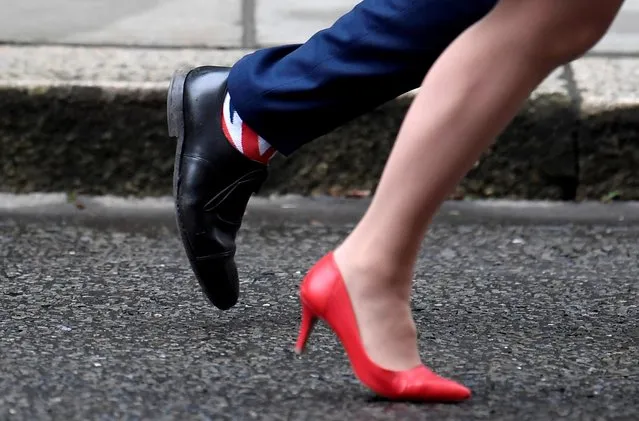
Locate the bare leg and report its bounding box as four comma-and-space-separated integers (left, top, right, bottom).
333, 0, 623, 371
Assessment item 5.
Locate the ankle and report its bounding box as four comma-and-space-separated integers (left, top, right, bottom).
336, 216, 421, 267
222, 93, 277, 164
333, 244, 413, 300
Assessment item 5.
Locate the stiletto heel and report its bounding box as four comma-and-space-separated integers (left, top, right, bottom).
296, 252, 472, 402
294, 303, 318, 355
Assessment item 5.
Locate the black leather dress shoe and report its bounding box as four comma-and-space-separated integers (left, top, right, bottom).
167, 66, 268, 310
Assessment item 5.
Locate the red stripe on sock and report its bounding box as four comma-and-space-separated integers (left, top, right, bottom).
221, 107, 273, 164
262, 147, 276, 162
241, 123, 262, 161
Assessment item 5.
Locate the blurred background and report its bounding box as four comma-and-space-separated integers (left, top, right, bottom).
1, 0, 638, 201
1, 0, 638, 51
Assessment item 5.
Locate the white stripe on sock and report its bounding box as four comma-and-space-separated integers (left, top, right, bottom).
224, 94, 244, 153
258, 137, 271, 156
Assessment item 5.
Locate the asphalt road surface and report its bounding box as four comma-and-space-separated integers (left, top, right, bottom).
1, 201, 638, 420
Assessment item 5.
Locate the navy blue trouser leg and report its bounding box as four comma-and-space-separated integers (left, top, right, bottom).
227, 0, 497, 156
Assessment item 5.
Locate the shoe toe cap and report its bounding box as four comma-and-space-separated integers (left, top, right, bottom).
192, 256, 240, 310
395, 367, 472, 402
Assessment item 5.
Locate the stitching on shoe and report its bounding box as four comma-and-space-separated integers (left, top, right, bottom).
203, 169, 265, 212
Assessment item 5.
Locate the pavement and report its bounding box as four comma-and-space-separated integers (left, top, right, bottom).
2, 1, 639, 200
1, 195, 638, 420
1, 48, 639, 200
1, 0, 639, 52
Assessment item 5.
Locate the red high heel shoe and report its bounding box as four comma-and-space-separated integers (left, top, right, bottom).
294, 252, 472, 402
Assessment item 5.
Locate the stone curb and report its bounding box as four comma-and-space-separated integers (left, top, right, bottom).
1, 49, 639, 200
2, 193, 639, 226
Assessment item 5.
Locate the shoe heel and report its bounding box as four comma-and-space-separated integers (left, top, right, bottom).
294, 303, 318, 355
167, 68, 189, 138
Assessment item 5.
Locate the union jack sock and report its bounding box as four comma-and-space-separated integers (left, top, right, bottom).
221, 93, 276, 165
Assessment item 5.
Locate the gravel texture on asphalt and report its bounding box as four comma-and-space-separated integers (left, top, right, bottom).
1, 207, 637, 420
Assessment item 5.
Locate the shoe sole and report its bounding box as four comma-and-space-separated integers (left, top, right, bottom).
167, 68, 213, 305
167, 68, 188, 205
